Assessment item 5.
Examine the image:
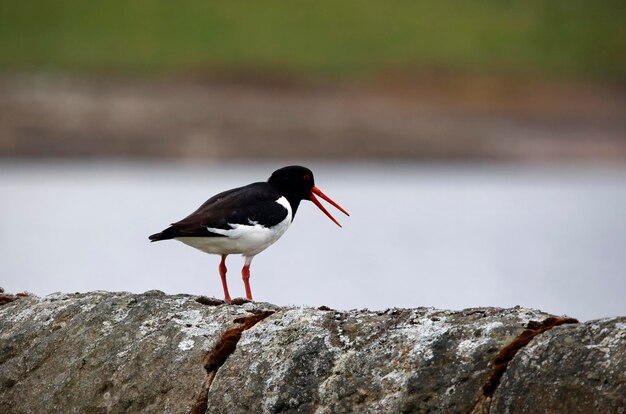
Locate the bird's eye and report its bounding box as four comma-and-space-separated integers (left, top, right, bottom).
303, 174, 310, 181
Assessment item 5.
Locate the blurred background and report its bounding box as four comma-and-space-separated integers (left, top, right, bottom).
1, 1, 625, 320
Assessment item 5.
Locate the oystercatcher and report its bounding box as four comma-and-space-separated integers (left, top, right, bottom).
149, 166, 349, 302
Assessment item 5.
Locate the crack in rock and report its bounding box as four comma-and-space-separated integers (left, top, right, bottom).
0, 292, 30, 306
190, 310, 275, 414
470, 316, 579, 414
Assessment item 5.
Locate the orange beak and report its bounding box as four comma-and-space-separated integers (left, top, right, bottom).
309, 186, 350, 227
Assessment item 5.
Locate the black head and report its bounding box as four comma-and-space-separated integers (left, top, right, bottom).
267, 165, 315, 200
267, 165, 349, 227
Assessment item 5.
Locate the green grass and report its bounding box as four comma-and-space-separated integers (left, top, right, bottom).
0, 0, 624, 79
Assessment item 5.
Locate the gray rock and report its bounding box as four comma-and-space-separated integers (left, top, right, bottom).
490, 317, 626, 414
0, 291, 277, 413
0, 292, 623, 414
206, 307, 550, 414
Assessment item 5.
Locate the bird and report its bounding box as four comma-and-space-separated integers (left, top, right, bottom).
149, 165, 349, 302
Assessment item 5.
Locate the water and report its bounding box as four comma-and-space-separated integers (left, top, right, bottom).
2, 160, 625, 321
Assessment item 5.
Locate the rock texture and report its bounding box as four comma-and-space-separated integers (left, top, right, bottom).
0, 291, 624, 414
491, 317, 626, 413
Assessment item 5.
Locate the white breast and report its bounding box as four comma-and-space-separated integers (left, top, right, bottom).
176, 196, 293, 257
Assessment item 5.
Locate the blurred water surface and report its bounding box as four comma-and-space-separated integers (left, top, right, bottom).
1, 161, 625, 321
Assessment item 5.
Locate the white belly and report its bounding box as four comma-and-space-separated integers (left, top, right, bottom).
175, 196, 292, 257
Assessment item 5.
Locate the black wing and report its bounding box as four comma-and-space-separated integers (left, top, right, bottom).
149, 182, 288, 241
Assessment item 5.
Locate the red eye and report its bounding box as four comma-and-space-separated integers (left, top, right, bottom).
303, 174, 310, 180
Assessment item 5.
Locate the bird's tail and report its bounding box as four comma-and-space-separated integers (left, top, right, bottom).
148, 227, 176, 242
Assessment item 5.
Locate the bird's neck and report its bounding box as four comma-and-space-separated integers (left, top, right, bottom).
283, 195, 302, 220
267, 181, 304, 220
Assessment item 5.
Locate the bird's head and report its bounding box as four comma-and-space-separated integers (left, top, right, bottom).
268, 165, 349, 227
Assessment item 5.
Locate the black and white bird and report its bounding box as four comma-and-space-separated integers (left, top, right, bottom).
149, 166, 349, 302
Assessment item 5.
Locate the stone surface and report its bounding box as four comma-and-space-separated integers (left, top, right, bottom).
206, 307, 549, 414
0, 291, 277, 413
0, 291, 624, 414
491, 317, 626, 414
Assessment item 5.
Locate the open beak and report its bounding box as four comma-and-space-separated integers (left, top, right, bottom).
309, 186, 350, 227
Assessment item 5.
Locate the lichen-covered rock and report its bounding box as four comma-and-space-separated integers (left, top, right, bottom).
206, 306, 551, 414
0, 291, 623, 414
491, 317, 626, 414
0, 291, 277, 413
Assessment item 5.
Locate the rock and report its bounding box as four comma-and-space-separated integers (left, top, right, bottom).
0, 291, 623, 414
490, 317, 626, 413
0, 291, 277, 413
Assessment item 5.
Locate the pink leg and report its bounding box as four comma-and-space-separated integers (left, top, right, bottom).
242, 256, 254, 300
219, 254, 232, 302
